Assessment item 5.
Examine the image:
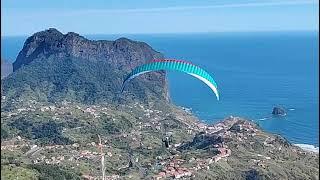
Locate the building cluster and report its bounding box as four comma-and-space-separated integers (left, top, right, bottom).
154, 158, 192, 179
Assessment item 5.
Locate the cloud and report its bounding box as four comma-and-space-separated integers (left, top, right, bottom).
78, 0, 319, 14
4, 0, 319, 16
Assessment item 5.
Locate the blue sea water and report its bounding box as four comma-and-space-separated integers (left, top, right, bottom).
1, 31, 319, 146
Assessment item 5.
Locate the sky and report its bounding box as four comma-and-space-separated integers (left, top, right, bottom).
1, 0, 319, 36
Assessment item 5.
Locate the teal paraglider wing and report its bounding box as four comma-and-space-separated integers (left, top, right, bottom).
122, 59, 219, 100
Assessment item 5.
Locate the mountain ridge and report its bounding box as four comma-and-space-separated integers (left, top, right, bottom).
3, 28, 169, 105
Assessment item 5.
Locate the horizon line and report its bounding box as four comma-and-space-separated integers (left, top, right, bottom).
2, 29, 319, 38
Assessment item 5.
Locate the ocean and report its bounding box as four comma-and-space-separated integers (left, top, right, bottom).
1, 31, 319, 147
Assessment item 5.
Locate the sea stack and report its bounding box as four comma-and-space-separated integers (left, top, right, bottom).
272, 106, 286, 116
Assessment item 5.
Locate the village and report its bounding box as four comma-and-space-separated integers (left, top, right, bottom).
2, 98, 316, 179
1, 133, 232, 179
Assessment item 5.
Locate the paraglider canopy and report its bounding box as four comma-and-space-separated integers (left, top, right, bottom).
122, 59, 220, 100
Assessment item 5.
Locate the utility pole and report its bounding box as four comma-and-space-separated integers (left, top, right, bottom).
162, 123, 172, 149
128, 145, 133, 168
98, 135, 105, 180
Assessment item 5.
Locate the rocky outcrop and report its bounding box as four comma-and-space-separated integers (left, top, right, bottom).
13, 28, 163, 72
272, 106, 286, 116
4, 28, 169, 103
178, 132, 224, 150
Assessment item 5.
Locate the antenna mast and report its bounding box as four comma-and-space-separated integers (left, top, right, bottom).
98, 135, 105, 180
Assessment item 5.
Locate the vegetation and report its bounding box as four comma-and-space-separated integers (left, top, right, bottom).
1, 127, 9, 139
28, 164, 81, 180
1, 166, 39, 180
9, 118, 72, 145
1, 56, 168, 106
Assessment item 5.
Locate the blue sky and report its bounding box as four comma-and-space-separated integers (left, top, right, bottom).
1, 0, 319, 36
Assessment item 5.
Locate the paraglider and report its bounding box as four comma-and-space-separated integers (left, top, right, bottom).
122, 59, 220, 100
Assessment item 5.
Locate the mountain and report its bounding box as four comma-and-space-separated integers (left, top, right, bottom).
3, 28, 169, 105
1, 59, 13, 79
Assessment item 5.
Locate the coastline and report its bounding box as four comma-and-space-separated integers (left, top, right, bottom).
180, 105, 319, 153
294, 144, 319, 153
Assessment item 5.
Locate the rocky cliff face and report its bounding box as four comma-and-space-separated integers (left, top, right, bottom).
4, 28, 169, 104
14, 28, 162, 72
